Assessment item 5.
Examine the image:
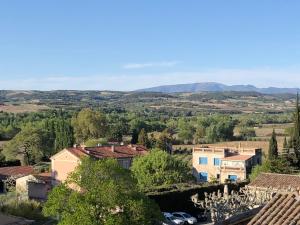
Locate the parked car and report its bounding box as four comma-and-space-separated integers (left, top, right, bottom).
163, 212, 185, 225
172, 212, 197, 224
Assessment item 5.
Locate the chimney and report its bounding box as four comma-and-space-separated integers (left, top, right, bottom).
111, 145, 115, 152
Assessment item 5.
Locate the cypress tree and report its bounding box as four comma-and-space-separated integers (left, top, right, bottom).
283, 136, 288, 149
268, 129, 278, 160
137, 128, 149, 147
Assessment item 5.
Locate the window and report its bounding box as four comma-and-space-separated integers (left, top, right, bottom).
214, 158, 220, 166
199, 157, 208, 165
216, 174, 220, 179
228, 175, 238, 181
199, 172, 208, 181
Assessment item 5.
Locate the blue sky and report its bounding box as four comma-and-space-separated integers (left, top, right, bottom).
0, 0, 300, 90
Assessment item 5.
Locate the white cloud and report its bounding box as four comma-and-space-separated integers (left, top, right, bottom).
1, 67, 300, 90
122, 61, 181, 69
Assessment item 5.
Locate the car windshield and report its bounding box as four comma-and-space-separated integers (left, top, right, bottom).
168, 216, 176, 220
183, 213, 191, 218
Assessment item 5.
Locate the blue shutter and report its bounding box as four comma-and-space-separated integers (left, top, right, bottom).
199, 172, 208, 181
214, 158, 220, 166
199, 157, 208, 164
228, 175, 238, 181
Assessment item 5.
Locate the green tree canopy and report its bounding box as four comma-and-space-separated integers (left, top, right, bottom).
155, 129, 172, 152
177, 118, 195, 143
43, 158, 162, 225
3, 126, 53, 165
131, 149, 190, 190
250, 157, 294, 181
137, 128, 149, 147
268, 129, 278, 160
72, 108, 108, 143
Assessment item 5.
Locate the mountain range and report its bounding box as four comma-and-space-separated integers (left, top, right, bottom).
136, 82, 300, 94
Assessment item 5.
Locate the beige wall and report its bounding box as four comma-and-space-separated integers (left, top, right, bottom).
16, 175, 50, 200
192, 147, 259, 183
51, 150, 81, 185
193, 148, 225, 182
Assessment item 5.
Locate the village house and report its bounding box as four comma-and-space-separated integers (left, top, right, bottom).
16, 172, 51, 200
50, 144, 148, 185
0, 166, 34, 193
192, 146, 262, 183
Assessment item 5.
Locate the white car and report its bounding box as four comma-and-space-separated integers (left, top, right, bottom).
163, 212, 185, 225
172, 212, 197, 224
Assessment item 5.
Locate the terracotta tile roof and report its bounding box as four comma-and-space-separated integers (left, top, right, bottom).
222, 155, 254, 161
66, 145, 148, 159
0, 166, 34, 178
248, 193, 300, 225
249, 173, 300, 190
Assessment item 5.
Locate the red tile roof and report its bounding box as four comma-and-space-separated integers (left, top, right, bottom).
66, 145, 148, 159
222, 155, 254, 161
0, 166, 34, 178
248, 192, 300, 225
249, 173, 300, 190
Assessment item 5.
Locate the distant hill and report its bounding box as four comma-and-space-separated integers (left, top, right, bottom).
136, 82, 300, 94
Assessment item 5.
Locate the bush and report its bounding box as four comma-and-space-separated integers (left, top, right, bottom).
0, 192, 46, 221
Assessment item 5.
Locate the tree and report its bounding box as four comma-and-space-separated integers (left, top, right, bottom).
2, 126, 53, 165
54, 119, 74, 152
283, 136, 288, 149
177, 118, 195, 143
249, 157, 293, 181
43, 158, 162, 225
44, 118, 74, 153
238, 127, 256, 140
155, 129, 172, 153
72, 108, 108, 143
131, 149, 190, 190
137, 128, 149, 147
268, 129, 278, 160
193, 125, 206, 144
129, 119, 148, 144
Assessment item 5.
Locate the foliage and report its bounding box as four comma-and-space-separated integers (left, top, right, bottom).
177, 118, 195, 143
43, 118, 74, 153
131, 149, 190, 190
3, 126, 53, 165
238, 126, 256, 140
85, 138, 108, 147
72, 108, 108, 143
43, 158, 162, 225
0, 192, 46, 221
249, 157, 294, 181
268, 129, 278, 159
155, 129, 173, 152
137, 128, 149, 147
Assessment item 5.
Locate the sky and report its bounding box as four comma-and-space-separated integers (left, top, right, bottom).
0, 0, 300, 90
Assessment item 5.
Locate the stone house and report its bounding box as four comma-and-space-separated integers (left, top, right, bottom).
0, 166, 34, 192
50, 144, 148, 185
192, 146, 262, 183
16, 172, 51, 200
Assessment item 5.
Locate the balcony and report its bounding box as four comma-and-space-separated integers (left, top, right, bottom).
220, 166, 245, 171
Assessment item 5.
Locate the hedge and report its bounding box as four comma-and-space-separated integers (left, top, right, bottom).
147, 182, 248, 215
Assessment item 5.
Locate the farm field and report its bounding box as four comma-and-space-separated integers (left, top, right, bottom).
0, 103, 49, 113
174, 123, 292, 156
